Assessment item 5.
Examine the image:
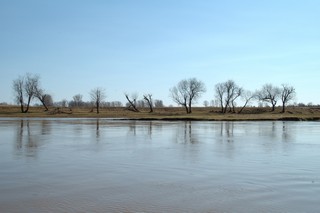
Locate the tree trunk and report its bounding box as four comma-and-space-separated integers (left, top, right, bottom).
39, 99, 49, 111
184, 105, 189, 114
143, 95, 153, 113
96, 101, 100, 114
188, 99, 192, 114
19, 101, 24, 113
125, 95, 139, 112
238, 100, 249, 114
282, 104, 285, 113
24, 97, 32, 113
223, 103, 228, 113
220, 102, 224, 113
231, 101, 236, 113
38, 95, 49, 111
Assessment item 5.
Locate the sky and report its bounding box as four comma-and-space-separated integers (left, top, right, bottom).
1, 0, 320, 106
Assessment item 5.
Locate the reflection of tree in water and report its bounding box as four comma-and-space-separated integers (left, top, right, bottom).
258, 122, 278, 139
215, 122, 235, 159
282, 122, 293, 142
127, 121, 154, 139
148, 121, 152, 139
128, 121, 137, 136
175, 121, 199, 144
219, 122, 234, 143
96, 119, 100, 139
271, 122, 277, 139
256, 121, 295, 153
15, 120, 40, 158
173, 122, 201, 161
280, 122, 295, 153
63, 119, 152, 144
40, 120, 51, 135
258, 121, 294, 142
16, 120, 24, 150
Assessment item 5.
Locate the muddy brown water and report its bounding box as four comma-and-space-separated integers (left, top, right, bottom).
0, 118, 319, 213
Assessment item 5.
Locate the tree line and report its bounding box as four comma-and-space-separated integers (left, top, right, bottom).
170, 78, 295, 114
12, 73, 296, 114
11, 73, 165, 114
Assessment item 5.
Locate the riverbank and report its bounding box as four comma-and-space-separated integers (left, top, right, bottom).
1, 106, 320, 121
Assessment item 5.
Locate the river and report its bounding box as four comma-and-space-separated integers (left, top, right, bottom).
0, 118, 319, 212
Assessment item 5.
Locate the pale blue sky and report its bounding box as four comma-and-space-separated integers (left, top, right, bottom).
1, 0, 320, 106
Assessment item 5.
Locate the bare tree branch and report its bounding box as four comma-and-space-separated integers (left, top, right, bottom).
143, 94, 153, 113
215, 83, 225, 113
238, 90, 256, 114
170, 78, 206, 114
125, 93, 139, 112
12, 76, 25, 113
12, 73, 40, 113
257, 84, 281, 111
215, 80, 242, 113
281, 84, 296, 113
90, 88, 106, 114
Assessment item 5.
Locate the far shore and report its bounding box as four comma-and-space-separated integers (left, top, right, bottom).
1, 106, 320, 121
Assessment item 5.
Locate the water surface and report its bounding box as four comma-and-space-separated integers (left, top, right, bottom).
0, 118, 319, 212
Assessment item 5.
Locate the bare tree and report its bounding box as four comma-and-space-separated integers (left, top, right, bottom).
154, 99, 164, 108
13, 76, 25, 113
224, 80, 242, 113
280, 84, 296, 113
143, 94, 153, 113
24, 73, 40, 113
35, 91, 49, 111
90, 88, 106, 114
238, 90, 256, 114
214, 80, 242, 113
170, 81, 188, 113
34, 83, 53, 111
203, 100, 209, 107
125, 93, 139, 112
223, 80, 234, 113
257, 84, 281, 111
69, 94, 85, 108
215, 83, 225, 113
24, 74, 53, 111
12, 73, 40, 113
230, 87, 243, 113
73, 94, 84, 107
170, 78, 206, 113
43, 94, 53, 107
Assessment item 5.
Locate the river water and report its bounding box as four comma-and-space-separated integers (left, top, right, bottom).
0, 118, 319, 213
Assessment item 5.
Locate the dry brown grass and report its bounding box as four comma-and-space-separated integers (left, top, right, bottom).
1, 105, 320, 121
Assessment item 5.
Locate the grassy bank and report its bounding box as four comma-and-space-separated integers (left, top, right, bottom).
1, 106, 320, 121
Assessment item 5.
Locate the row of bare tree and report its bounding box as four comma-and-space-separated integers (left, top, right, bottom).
12, 74, 296, 114
170, 78, 296, 114
215, 80, 295, 113
12, 73, 53, 113
12, 73, 164, 114
12, 73, 101, 113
